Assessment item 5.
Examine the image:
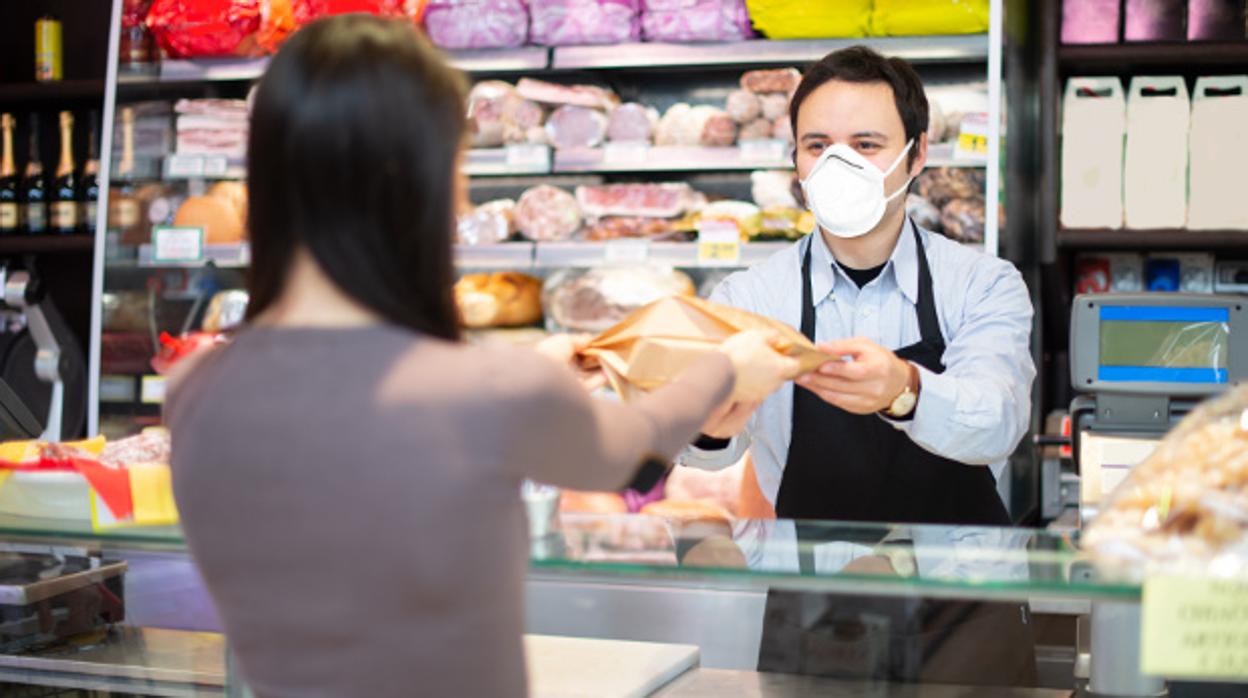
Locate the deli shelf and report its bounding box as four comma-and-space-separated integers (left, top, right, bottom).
455, 242, 536, 269
1057, 228, 1248, 250
533, 240, 788, 268
551, 34, 990, 70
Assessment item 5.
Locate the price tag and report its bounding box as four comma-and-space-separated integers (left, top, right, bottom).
1142, 575, 1248, 680
99, 376, 137, 403
504, 144, 550, 171
203, 155, 229, 177
698, 220, 741, 267
603, 141, 650, 166
603, 238, 650, 265
152, 226, 204, 264
140, 375, 167, 405
165, 154, 205, 178
739, 139, 789, 163
954, 113, 989, 160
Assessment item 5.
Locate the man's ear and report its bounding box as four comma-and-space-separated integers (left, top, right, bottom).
909, 132, 929, 178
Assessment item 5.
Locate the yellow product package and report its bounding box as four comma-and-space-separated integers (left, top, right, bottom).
746, 0, 872, 40
579, 295, 832, 401
871, 0, 989, 37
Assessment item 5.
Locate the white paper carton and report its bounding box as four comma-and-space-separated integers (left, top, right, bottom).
1061, 77, 1125, 229
1188, 76, 1248, 230
1124, 76, 1190, 229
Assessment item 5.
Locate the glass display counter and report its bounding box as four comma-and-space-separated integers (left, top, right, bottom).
0, 512, 1237, 696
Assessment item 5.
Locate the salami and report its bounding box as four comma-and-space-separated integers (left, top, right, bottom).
424, 0, 528, 50
606, 103, 658, 142
738, 118, 773, 141
514, 185, 582, 241
700, 112, 738, 147
740, 68, 801, 95
575, 183, 695, 218
517, 78, 619, 111
725, 90, 761, 124
545, 105, 609, 150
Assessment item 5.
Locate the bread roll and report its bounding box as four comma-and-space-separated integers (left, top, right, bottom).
454, 272, 543, 328
173, 195, 246, 245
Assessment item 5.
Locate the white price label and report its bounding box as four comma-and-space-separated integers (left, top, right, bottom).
603, 238, 650, 265
165, 155, 205, 178
603, 141, 650, 165
203, 155, 229, 177
697, 220, 741, 267
739, 139, 789, 163
141, 375, 167, 405
153, 226, 205, 263
504, 144, 550, 170
99, 376, 137, 403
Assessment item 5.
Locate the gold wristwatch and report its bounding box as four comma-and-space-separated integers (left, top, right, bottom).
883, 362, 919, 418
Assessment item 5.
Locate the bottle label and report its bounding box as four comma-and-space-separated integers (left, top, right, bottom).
84, 202, 98, 230
0, 203, 17, 231
50, 201, 77, 230
26, 204, 46, 232
110, 199, 140, 229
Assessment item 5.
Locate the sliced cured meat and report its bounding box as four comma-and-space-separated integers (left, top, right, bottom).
516, 78, 619, 111
700, 112, 737, 147
514, 185, 582, 241
606, 103, 658, 143
740, 68, 801, 95
725, 90, 761, 124
545, 105, 609, 150
575, 183, 695, 218
737, 118, 773, 141
759, 93, 789, 122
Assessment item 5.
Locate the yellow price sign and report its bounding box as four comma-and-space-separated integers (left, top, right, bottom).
1142, 575, 1248, 680
698, 220, 741, 267
957, 132, 988, 155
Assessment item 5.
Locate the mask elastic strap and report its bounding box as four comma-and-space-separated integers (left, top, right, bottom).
884, 176, 914, 203
882, 139, 915, 177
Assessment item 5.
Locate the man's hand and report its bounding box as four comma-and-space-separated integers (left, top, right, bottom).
701, 400, 761, 439
795, 338, 914, 415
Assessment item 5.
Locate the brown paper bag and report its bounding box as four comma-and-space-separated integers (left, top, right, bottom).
579, 295, 832, 400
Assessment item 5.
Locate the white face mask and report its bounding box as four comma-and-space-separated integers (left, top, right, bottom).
801, 139, 914, 239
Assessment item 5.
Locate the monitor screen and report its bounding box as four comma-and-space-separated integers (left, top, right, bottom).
1098, 305, 1230, 384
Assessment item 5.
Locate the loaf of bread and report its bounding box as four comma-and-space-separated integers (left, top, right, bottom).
454, 272, 543, 328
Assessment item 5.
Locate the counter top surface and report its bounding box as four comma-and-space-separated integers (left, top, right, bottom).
654, 669, 1074, 697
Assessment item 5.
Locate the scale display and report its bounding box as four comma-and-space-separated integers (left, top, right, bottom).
1071, 294, 1247, 396
1097, 305, 1229, 384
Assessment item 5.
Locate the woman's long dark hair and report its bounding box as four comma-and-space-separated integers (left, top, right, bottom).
245, 14, 466, 341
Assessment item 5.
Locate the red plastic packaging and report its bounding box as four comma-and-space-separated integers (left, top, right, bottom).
258, 0, 417, 52
147, 0, 264, 58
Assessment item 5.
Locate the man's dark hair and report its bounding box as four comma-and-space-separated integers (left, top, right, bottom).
789, 46, 930, 166
246, 14, 467, 341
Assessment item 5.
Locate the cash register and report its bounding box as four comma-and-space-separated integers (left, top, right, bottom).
1069, 293, 1247, 522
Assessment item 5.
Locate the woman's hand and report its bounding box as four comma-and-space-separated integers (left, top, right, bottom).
535, 333, 606, 392
716, 330, 802, 403
701, 400, 761, 439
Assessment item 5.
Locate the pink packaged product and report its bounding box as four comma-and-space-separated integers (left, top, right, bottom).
640, 0, 754, 42
1188, 0, 1247, 41
1061, 0, 1120, 44
1124, 0, 1185, 41
530, 0, 642, 45
424, 0, 529, 50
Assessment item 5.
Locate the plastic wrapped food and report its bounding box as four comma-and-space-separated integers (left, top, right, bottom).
456, 199, 515, 245
257, 0, 412, 52
147, 0, 263, 58
100, 429, 172, 469
545, 105, 610, 150
606, 103, 658, 142
424, 0, 528, 49
576, 183, 696, 218
468, 81, 545, 148
745, 0, 870, 39
514, 185, 582, 241
725, 90, 762, 124
640, 0, 753, 41
871, 0, 989, 36
202, 290, 250, 333
1085, 384, 1248, 579
915, 167, 985, 208
516, 78, 619, 111
701, 111, 738, 147
740, 68, 801, 95
584, 217, 683, 241
751, 170, 798, 209
655, 104, 731, 147
758, 93, 789, 121
939, 198, 985, 243
738, 118, 773, 141
771, 115, 793, 143
530, 0, 642, 46
543, 266, 695, 333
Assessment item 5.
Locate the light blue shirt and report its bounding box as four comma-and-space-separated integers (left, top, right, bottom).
678, 219, 1035, 505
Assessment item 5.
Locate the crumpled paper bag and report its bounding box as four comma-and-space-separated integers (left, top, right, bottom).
579, 295, 832, 400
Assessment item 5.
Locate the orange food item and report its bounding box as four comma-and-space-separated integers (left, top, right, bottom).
640, 498, 732, 523
559, 490, 628, 515
173, 195, 246, 245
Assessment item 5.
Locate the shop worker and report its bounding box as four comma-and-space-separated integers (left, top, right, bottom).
680, 46, 1038, 688
683, 46, 1035, 528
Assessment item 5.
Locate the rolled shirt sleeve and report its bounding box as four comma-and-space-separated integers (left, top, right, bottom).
885, 259, 1035, 467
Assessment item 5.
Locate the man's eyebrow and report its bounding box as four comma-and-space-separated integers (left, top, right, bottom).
850, 131, 888, 140
799, 132, 829, 142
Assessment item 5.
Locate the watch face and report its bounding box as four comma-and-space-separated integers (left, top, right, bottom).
890, 391, 917, 417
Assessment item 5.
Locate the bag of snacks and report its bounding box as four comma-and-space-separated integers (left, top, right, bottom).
147, 0, 264, 58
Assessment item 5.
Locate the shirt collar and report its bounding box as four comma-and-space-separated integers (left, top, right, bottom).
807, 217, 922, 306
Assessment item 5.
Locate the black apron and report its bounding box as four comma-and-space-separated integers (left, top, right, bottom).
756, 226, 1036, 687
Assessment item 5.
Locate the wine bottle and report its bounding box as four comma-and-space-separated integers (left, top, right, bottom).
50, 111, 77, 235
21, 116, 47, 236
80, 110, 100, 235
109, 107, 141, 241
0, 114, 18, 235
